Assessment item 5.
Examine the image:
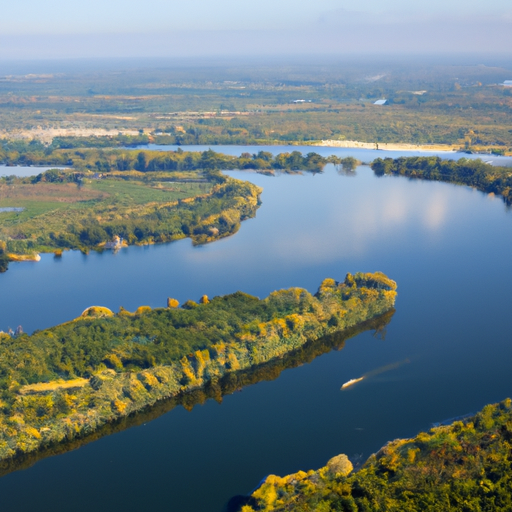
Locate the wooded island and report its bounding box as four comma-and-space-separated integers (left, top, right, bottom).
0, 272, 397, 464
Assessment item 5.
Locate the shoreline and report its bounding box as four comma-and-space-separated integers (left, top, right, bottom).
7, 253, 41, 263
0, 273, 397, 465
245, 399, 512, 512
0, 175, 262, 273
0, 310, 395, 478
314, 139, 459, 152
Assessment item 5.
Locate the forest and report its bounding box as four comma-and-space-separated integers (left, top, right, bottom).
0, 310, 396, 478
244, 399, 512, 512
0, 140, 329, 172
371, 157, 512, 204
0, 242, 8, 272
0, 272, 397, 463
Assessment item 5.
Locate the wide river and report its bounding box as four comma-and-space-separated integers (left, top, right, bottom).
1, 146, 512, 511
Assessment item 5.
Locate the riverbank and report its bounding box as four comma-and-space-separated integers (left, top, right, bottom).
371, 156, 512, 204
313, 139, 512, 156
244, 399, 512, 512
0, 272, 396, 464
0, 309, 395, 478
316, 139, 459, 152
0, 170, 262, 272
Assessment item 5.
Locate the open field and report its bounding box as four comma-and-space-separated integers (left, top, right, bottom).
0, 182, 106, 202
19, 378, 89, 396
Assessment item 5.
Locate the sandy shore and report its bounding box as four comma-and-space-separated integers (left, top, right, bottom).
316, 140, 459, 152
8, 253, 41, 262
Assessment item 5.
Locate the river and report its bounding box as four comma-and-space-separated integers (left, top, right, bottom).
1, 151, 512, 511
0, 165, 68, 178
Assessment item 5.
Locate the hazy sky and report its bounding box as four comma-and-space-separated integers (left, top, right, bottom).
1, 0, 511, 58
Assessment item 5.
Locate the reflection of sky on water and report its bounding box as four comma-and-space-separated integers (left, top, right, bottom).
423, 190, 449, 231
2, 163, 512, 512
0, 163, 507, 348
0, 207, 25, 213
224, 168, 455, 264
0, 164, 501, 334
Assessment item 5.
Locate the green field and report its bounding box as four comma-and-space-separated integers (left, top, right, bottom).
89, 178, 211, 204
0, 176, 211, 229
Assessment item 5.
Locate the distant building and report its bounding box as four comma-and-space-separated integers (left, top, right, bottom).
374, 99, 387, 105
104, 236, 124, 250
503, 80, 512, 87
293, 99, 306, 103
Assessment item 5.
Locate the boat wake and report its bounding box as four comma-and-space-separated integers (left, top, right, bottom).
341, 358, 411, 390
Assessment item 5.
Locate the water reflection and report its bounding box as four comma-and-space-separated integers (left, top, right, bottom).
423, 190, 450, 231
2, 162, 512, 512
263, 169, 456, 265
0, 310, 394, 479
0, 165, 506, 334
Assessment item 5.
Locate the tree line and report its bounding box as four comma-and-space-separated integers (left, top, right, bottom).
0, 140, 329, 173
0, 273, 397, 462
371, 156, 512, 203
246, 399, 512, 512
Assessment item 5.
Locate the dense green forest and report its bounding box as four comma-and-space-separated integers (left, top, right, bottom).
371, 157, 512, 204
0, 242, 8, 272
244, 399, 512, 512
0, 309, 395, 478
0, 272, 397, 462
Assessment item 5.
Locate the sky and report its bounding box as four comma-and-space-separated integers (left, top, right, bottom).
1, 0, 511, 58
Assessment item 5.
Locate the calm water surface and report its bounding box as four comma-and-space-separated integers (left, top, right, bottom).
0, 165, 67, 177
1, 163, 512, 512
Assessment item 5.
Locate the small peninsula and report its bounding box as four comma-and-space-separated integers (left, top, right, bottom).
243, 399, 512, 512
0, 147, 339, 272
0, 166, 262, 271
371, 156, 512, 204
0, 310, 396, 478
0, 272, 396, 464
